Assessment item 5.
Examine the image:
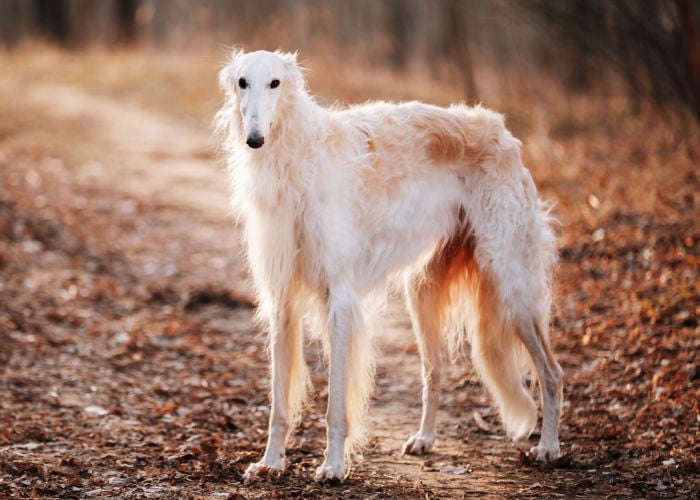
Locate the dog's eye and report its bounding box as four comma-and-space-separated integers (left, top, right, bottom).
238, 78, 247, 89
270, 79, 280, 89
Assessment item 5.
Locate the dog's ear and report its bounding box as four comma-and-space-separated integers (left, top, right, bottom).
276, 50, 305, 91
219, 48, 244, 92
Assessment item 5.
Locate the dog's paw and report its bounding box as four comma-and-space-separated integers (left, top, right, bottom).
402, 433, 435, 455
314, 461, 345, 483
242, 460, 284, 483
528, 443, 560, 463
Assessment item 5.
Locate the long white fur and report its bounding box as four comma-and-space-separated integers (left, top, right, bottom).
215, 49, 563, 482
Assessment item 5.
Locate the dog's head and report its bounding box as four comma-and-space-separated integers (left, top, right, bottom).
218, 49, 303, 150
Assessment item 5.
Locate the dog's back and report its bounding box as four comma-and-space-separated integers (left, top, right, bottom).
341, 101, 515, 169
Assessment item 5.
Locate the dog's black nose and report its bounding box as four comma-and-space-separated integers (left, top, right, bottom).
246, 133, 265, 149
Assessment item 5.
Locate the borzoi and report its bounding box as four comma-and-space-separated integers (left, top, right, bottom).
215, 49, 563, 482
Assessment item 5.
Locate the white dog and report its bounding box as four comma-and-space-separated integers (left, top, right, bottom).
215, 49, 563, 482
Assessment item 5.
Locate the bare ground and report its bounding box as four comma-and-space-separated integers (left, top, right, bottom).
0, 52, 698, 498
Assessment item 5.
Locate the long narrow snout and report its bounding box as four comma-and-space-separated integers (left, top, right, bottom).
238, 64, 281, 150
243, 107, 266, 149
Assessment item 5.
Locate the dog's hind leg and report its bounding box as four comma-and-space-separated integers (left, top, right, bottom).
244, 300, 308, 481
402, 232, 478, 455
515, 314, 563, 462
402, 274, 443, 455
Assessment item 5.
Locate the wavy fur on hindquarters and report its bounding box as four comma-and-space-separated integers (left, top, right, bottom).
216, 49, 562, 480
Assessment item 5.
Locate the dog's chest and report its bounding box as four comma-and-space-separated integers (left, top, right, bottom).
246, 158, 305, 210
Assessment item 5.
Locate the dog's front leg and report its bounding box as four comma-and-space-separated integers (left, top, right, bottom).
315, 298, 352, 482
244, 307, 294, 482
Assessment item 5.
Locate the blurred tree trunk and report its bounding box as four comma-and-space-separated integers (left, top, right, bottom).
117, 0, 139, 44
386, 0, 415, 69
445, 0, 477, 100
676, 0, 700, 119
35, 0, 70, 43
0, 1, 33, 47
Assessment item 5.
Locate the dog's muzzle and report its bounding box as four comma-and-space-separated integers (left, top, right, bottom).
246, 133, 265, 149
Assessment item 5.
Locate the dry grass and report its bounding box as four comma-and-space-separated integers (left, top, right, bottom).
0, 45, 221, 123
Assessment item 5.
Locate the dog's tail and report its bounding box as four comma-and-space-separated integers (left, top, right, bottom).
468, 281, 539, 440
442, 264, 536, 439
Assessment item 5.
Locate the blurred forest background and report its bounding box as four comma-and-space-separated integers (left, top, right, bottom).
2, 0, 700, 118
1, 1, 698, 498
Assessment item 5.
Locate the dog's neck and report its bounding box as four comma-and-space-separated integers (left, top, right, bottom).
264, 91, 326, 155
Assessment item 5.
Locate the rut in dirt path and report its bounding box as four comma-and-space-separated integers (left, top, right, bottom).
26, 83, 230, 219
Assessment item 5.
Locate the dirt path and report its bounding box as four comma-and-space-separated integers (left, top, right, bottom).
2, 81, 697, 498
